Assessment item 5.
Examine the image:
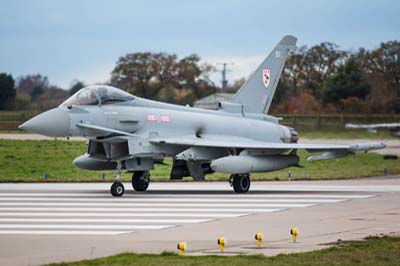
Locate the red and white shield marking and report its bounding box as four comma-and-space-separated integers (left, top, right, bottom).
262, 68, 271, 88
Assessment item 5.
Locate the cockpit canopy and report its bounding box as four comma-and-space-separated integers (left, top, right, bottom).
61, 85, 135, 107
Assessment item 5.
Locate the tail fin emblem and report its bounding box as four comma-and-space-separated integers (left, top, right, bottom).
262, 68, 271, 88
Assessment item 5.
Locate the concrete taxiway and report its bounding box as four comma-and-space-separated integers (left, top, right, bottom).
0, 177, 399, 266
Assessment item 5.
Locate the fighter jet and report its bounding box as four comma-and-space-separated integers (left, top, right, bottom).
346, 122, 400, 137
19, 35, 386, 196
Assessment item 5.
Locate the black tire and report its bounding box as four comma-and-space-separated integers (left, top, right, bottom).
111, 182, 124, 197
132, 171, 150, 192
232, 174, 250, 193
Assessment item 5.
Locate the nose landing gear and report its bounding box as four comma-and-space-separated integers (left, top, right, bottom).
110, 161, 124, 197
109, 162, 151, 196
111, 181, 124, 197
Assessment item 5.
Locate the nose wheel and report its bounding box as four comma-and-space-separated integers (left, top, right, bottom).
230, 173, 251, 193
110, 161, 125, 197
111, 181, 124, 197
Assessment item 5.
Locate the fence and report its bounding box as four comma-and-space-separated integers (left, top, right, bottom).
277, 114, 400, 131
0, 111, 39, 131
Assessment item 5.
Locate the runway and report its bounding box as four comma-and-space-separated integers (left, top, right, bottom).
0, 189, 369, 235
0, 178, 400, 265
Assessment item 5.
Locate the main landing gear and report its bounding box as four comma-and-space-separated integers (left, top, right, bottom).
229, 173, 251, 193
132, 171, 150, 192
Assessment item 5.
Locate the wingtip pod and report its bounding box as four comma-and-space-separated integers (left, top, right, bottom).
350, 142, 386, 152
345, 123, 356, 129
279, 35, 297, 47
307, 142, 386, 161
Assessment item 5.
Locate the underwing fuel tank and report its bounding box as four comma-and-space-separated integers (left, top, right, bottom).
73, 154, 117, 170
210, 155, 299, 174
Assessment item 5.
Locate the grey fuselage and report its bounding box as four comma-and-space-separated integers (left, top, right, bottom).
67, 97, 292, 162
72, 102, 284, 140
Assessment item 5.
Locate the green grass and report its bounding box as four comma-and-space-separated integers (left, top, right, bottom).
0, 139, 396, 182
298, 130, 396, 139
47, 236, 400, 266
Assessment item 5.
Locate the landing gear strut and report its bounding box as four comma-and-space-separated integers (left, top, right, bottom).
132, 171, 150, 192
111, 161, 124, 197
230, 174, 250, 193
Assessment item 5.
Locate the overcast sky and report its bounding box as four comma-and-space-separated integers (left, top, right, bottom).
0, 0, 399, 89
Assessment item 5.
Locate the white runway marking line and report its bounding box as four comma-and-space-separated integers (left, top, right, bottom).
0, 202, 316, 208
0, 218, 212, 223
0, 230, 129, 235
0, 182, 398, 192
0, 190, 373, 235
0, 193, 374, 199
0, 207, 285, 212
0, 212, 247, 218
0, 197, 348, 203
0, 224, 174, 230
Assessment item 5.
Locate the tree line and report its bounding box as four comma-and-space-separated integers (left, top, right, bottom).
0, 74, 69, 110
110, 53, 217, 104
272, 40, 400, 114
0, 39, 398, 114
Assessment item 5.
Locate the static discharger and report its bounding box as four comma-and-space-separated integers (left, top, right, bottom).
290, 227, 298, 242
177, 241, 187, 256
217, 237, 226, 252
255, 232, 263, 248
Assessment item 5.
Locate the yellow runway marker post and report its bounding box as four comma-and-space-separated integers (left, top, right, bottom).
290, 227, 298, 243
255, 232, 263, 248
217, 237, 226, 252
177, 241, 187, 256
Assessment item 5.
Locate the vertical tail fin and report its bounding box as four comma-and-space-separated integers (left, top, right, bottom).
231, 35, 297, 114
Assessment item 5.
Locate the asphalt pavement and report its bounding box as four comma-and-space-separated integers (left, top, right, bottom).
0, 178, 399, 266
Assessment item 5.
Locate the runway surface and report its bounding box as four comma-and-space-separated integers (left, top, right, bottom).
0, 178, 400, 265
0, 188, 371, 235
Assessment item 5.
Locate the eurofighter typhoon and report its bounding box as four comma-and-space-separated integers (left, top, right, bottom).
20, 35, 386, 196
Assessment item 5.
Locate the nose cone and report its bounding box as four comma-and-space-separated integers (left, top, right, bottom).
19, 108, 70, 137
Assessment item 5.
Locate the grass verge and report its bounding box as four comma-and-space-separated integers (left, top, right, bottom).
298, 130, 395, 139
47, 236, 400, 266
0, 139, 397, 182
